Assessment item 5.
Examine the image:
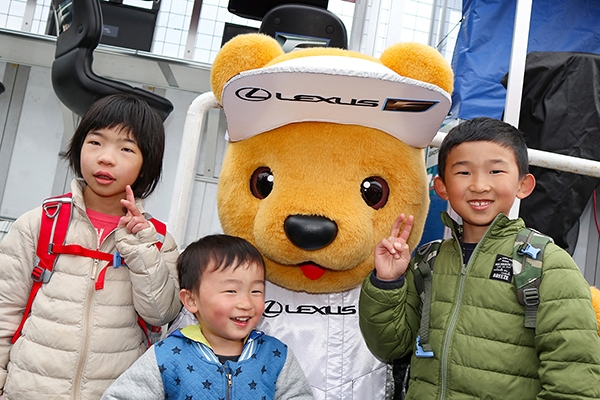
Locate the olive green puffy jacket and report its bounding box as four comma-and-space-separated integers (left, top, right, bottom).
359, 213, 600, 400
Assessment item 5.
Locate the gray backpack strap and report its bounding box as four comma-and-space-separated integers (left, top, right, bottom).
413, 240, 442, 358
513, 228, 553, 329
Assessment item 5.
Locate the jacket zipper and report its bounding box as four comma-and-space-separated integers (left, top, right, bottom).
226, 368, 233, 400
438, 220, 498, 400
71, 260, 98, 399
73, 211, 106, 398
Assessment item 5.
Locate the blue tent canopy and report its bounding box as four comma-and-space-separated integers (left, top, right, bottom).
450, 0, 600, 120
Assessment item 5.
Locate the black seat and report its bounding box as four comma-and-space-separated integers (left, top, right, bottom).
259, 4, 347, 51
50, 0, 173, 121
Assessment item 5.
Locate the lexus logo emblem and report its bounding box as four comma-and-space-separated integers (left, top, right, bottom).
263, 300, 283, 318
235, 87, 271, 101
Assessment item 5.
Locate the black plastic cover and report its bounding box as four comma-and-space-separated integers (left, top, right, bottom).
503, 52, 600, 253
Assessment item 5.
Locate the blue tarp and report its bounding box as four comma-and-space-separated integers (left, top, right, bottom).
450, 0, 600, 120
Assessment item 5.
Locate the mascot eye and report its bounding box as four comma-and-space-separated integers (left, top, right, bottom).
361, 177, 389, 210
250, 167, 274, 199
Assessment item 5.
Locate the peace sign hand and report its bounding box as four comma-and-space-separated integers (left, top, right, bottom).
374, 214, 414, 281
119, 185, 150, 234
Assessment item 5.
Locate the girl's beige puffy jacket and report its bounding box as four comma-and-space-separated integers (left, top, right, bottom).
0, 180, 181, 399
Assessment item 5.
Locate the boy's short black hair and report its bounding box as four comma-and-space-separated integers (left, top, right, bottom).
64, 94, 165, 199
438, 117, 529, 180
178, 234, 266, 293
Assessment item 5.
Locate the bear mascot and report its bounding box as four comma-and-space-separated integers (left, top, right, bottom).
209, 33, 453, 399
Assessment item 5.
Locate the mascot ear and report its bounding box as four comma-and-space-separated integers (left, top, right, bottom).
211, 33, 285, 103
380, 42, 454, 94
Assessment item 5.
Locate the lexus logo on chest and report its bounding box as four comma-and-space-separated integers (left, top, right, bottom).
262, 299, 357, 318
235, 87, 272, 101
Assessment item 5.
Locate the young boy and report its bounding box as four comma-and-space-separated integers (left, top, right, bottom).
102, 234, 314, 400
359, 117, 600, 399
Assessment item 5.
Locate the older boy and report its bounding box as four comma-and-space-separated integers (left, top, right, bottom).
102, 234, 313, 399
359, 117, 600, 399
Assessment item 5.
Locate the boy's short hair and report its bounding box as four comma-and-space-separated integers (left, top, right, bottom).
438, 117, 530, 180
178, 234, 266, 293
64, 94, 165, 199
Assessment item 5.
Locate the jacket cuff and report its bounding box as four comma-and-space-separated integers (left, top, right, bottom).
369, 270, 405, 290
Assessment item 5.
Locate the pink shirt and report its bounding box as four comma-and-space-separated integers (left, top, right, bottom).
86, 208, 121, 248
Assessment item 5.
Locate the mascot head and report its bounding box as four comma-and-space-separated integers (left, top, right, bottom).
212, 33, 453, 293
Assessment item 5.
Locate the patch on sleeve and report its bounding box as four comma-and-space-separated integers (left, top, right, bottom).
489, 254, 513, 283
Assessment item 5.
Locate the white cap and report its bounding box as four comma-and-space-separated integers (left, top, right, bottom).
221, 55, 451, 148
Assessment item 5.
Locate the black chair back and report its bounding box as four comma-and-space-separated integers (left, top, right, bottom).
50, 0, 173, 121
259, 4, 347, 51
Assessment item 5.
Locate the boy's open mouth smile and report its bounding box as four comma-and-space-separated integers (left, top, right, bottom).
232, 317, 251, 326
468, 200, 492, 209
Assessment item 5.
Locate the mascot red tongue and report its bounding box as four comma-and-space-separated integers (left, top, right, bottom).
211, 33, 453, 399
299, 263, 326, 280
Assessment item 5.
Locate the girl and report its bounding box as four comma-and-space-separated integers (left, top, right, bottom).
0, 94, 180, 399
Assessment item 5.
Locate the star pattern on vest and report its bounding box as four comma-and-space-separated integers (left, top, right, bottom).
156, 341, 165, 347
158, 335, 284, 399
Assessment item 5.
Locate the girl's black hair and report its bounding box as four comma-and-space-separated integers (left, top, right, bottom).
64, 94, 165, 199
178, 234, 266, 293
438, 117, 530, 181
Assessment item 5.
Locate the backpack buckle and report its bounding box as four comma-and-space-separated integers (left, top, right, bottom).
522, 287, 540, 306
31, 265, 53, 283
518, 243, 541, 259
113, 252, 125, 268
415, 335, 434, 358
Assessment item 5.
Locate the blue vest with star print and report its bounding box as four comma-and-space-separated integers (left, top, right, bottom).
155, 330, 287, 400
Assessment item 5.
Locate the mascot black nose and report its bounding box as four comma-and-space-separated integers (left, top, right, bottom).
284, 215, 338, 251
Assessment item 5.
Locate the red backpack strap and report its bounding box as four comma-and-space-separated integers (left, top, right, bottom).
149, 217, 167, 250
95, 216, 167, 291
138, 217, 168, 347
12, 193, 73, 343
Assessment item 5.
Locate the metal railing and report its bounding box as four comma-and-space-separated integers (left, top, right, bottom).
167, 91, 600, 245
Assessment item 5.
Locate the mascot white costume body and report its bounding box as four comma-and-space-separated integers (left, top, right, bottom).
210, 33, 453, 399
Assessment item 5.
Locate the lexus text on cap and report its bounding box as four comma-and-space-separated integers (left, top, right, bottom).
220, 55, 451, 148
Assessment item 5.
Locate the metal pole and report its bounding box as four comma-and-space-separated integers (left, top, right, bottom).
428, 0, 440, 47
503, 0, 533, 127
167, 91, 219, 245
348, 0, 369, 52
503, 0, 533, 217
184, 0, 204, 60
431, 131, 600, 179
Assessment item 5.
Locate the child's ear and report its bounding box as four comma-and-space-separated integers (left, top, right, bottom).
180, 289, 199, 315
433, 176, 449, 200
516, 173, 536, 199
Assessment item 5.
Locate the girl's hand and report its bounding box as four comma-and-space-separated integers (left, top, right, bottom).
374, 214, 414, 281
119, 185, 150, 234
